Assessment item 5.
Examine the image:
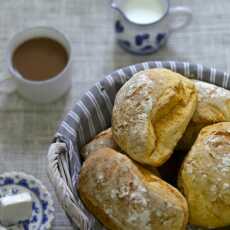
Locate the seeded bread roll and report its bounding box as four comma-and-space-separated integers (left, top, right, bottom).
81, 128, 119, 159
177, 80, 230, 152
178, 122, 230, 228
112, 68, 197, 166
79, 148, 188, 230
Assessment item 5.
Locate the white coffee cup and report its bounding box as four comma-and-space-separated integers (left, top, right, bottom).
5, 26, 72, 104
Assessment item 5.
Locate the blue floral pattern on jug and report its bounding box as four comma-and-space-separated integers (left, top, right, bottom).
135, 34, 150, 46
156, 33, 167, 46
141, 45, 157, 53
0, 172, 54, 230
115, 20, 124, 33
114, 16, 168, 55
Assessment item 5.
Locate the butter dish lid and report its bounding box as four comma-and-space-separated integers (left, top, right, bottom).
0, 172, 54, 230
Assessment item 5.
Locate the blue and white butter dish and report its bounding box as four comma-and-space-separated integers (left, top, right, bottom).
0, 172, 54, 230
111, 0, 192, 54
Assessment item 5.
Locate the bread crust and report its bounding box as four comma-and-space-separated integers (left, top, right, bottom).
79, 148, 188, 230
178, 122, 230, 228
112, 68, 197, 166
177, 80, 230, 152
81, 128, 119, 159
81, 128, 159, 176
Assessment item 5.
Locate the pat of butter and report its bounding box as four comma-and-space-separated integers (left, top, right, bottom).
0, 192, 33, 226
0, 225, 7, 230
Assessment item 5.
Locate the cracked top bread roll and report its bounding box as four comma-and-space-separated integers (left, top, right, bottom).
178, 122, 230, 229
177, 80, 230, 152
80, 128, 119, 159
79, 148, 188, 230
112, 68, 197, 166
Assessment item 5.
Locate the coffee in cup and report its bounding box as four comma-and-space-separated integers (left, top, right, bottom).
12, 37, 68, 82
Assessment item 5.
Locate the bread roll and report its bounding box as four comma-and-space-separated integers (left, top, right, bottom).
112, 68, 197, 166
177, 80, 230, 152
81, 128, 159, 176
79, 148, 188, 230
178, 122, 230, 228
81, 128, 119, 159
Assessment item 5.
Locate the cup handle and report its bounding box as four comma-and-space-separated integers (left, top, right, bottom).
0, 73, 15, 93
168, 6, 192, 33
0, 74, 12, 83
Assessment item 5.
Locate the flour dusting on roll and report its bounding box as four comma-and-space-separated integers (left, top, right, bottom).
177, 80, 230, 152
79, 148, 188, 230
112, 68, 197, 166
80, 128, 119, 159
178, 122, 230, 229
81, 128, 159, 176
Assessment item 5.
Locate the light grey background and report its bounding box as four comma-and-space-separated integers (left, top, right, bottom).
0, 0, 229, 229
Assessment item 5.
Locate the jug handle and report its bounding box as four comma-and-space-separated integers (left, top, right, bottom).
110, 0, 123, 15
168, 6, 192, 33
111, 0, 119, 10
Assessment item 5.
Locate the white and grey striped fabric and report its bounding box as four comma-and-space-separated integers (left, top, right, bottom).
48, 61, 230, 230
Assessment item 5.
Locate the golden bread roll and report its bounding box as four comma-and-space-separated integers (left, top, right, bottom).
79, 148, 188, 230
81, 128, 159, 176
177, 80, 230, 152
112, 68, 197, 166
178, 122, 230, 228
80, 128, 119, 159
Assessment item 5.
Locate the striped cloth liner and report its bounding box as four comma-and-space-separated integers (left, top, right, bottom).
49, 61, 230, 230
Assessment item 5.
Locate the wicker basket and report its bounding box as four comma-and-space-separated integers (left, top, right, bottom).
47, 61, 230, 230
